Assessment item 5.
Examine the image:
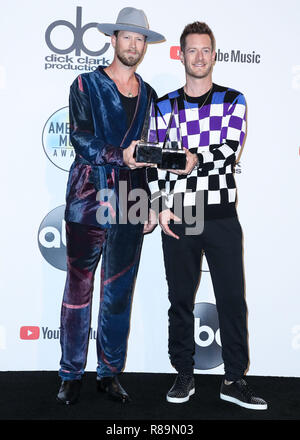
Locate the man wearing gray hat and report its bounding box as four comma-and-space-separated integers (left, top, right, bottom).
56, 7, 164, 405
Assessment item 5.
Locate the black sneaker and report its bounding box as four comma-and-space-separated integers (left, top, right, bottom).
220, 378, 268, 410
166, 374, 195, 403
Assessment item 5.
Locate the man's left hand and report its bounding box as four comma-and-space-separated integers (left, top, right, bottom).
123, 140, 154, 169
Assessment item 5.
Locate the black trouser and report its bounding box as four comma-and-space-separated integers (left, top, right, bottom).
162, 216, 249, 381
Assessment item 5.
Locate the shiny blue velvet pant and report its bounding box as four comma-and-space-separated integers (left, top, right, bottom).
59, 221, 144, 380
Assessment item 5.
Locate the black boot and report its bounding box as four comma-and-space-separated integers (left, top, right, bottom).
97, 376, 131, 403
56, 379, 81, 405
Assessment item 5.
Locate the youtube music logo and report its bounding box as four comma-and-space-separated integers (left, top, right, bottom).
20, 326, 40, 340
170, 46, 181, 60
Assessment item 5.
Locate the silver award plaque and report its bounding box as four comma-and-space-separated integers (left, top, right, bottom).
135, 94, 162, 165
159, 98, 186, 170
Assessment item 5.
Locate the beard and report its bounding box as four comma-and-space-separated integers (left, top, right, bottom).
116, 49, 143, 67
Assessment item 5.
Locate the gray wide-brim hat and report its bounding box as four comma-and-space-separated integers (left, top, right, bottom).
97, 7, 165, 43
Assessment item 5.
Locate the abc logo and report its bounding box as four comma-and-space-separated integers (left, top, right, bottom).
193, 302, 223, 370
38, 205, 67, 271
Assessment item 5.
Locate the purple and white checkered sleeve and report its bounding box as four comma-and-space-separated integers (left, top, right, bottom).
198, 93, 247, 170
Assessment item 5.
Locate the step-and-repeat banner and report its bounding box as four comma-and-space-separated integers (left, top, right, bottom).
1, 0, 300, 377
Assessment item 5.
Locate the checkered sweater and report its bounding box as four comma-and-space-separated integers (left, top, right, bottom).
146, 84, 247, 220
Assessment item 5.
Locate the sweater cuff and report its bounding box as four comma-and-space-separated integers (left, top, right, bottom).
196, 153, 203, 168
150, 194, 168, 214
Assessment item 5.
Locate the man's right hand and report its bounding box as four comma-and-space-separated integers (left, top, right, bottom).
159, 209, 181, 239
168, 149, 198, 175
123, 140, 153, 169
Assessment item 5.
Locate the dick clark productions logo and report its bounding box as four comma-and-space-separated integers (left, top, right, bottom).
45, 6, 109, 56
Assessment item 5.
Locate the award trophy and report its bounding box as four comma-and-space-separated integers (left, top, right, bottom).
159, 99, 186, 170
135, 95, 162, 165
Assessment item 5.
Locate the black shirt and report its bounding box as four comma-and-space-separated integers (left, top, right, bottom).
119, 92, 138, 127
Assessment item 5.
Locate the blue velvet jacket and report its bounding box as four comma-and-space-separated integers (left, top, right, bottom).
65, 66, 156, 227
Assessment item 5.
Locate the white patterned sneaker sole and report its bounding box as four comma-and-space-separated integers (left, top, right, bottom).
166, 388, 195, 403
220, 392, 268, 410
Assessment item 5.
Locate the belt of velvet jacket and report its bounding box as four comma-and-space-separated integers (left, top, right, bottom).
74, 155, 113, 192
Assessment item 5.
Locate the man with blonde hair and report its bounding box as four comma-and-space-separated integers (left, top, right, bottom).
57, 7, 164, 405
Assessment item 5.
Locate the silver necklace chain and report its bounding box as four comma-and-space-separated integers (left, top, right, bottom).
183, 86, 213, 111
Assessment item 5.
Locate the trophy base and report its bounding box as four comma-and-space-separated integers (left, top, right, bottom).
135, 142, 162, 164
159, 150, 186, 170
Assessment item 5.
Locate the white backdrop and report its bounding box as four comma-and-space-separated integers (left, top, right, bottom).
1, 0, 300, 377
